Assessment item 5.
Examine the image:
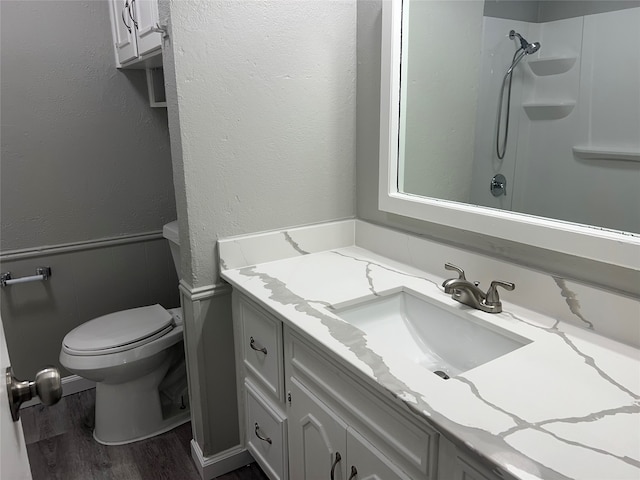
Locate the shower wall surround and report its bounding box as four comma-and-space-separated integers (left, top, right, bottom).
219, 219, 640, 480
470, 8, 640, 233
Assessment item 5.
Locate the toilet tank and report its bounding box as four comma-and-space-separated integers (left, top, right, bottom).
162, 221, 181, 279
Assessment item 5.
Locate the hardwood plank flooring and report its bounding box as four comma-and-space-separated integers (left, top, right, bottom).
21, 389, 267, 480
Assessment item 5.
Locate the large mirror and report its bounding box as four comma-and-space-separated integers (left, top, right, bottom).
379, 0, 640, 269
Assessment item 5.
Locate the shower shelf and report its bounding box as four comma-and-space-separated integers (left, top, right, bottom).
527, 56, 577, 76
522, 102, 575, 120
572, 146, 640, 162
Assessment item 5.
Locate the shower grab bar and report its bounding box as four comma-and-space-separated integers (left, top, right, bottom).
1, 267, 52, 287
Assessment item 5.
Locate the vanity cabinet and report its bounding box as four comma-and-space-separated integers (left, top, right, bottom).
108, 0, 162, 68
233, 293, 288, 480
285, 328, 439, 480
232, 291, 500, 480
288, 377, 410, 480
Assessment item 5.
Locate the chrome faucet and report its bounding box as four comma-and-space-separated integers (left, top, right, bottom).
442, 263, 515, 314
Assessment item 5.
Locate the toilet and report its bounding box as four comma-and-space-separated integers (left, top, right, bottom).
59, 221, 190, 445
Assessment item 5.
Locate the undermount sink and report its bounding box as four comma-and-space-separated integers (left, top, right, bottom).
333, 290, 531, 378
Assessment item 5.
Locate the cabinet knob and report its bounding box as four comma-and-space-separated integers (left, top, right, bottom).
348, 466, 358, 480
254, 422, 272, 444
250, 336, 268, 355
330, 452, 342, 480
121, 1, 132, 33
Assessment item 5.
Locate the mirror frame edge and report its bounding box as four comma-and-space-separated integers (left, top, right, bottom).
378, 0, 640, 271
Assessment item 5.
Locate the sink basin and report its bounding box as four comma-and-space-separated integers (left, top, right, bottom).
333, 290, 531, 378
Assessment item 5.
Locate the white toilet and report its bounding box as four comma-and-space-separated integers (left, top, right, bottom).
59, 221, 190, 445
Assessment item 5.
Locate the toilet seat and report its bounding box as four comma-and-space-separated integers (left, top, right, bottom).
62, 304, 175, 356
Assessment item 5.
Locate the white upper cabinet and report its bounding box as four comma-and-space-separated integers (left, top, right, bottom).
110, 0, 138, 64
109, 0, 161, 68
130, 0, 162, 57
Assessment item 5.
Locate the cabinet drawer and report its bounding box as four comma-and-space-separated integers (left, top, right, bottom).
245, 380, 288, 480
287, 330, 438, 479
237, 295, 284, 401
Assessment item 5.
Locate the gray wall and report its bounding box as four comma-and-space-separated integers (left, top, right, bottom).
483, 0, 640, 23
1, 239, 179, 379
484, 0, 540, 22
1, 0, 176, 250
356, 0, 637, 296
0, 0, 179, 379
538, 1, 640, 22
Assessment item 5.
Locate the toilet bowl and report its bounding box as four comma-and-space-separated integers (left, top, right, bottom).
60, 305, 190, 445
59, 220, 189, 445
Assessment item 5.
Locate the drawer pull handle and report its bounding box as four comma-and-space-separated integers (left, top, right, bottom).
348, 466, 358, 480
250, 337, 268, 355
254, 422, 272, 444
330, 452, 342, 480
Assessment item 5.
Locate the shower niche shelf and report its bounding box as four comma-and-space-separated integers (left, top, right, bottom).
527, 56, 577, 76
522, 102, 575, 120
572, 146, 640, 162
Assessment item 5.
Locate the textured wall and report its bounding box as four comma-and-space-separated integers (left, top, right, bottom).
0, 0, 176, 251
164, 0, 356, 289
160, 0, 356, 461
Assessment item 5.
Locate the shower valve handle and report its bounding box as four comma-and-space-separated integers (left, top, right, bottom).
490, 174, 507, 197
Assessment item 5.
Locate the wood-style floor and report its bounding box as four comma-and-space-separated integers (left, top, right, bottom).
21, 389, 267, 480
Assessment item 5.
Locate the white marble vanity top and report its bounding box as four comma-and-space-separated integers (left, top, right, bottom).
219, 220, 640, 480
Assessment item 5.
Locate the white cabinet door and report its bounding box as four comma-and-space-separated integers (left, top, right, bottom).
130, 0, 161, 57
1, 315, 32, 480
346, 428, 412, 480
110, 0, 138, 64
288, 377, 347, 480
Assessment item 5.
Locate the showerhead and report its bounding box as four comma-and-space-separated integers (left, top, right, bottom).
509, 30, 541, 56
526, 42, 541, 55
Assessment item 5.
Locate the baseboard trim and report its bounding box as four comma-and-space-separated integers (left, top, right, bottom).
190, 440, 253, 480
21, 375, 95, 409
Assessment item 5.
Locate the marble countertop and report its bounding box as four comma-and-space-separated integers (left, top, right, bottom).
219, 221, 640, 480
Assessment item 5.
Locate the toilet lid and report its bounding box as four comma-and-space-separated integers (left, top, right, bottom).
63, 304, 174, 353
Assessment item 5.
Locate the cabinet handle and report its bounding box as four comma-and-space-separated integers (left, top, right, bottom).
250, 337, 267, 355
254, 422, 272, 444
330, 452, 342, 480
348, 466, 358, 480
121, 1, 132, 33
128, 0, 139, 30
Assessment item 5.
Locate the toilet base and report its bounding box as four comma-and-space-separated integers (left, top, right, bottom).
92, 350, 191, 445
94, 411, 190, 446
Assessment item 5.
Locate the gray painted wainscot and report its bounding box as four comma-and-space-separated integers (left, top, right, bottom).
219, 219, 640, 480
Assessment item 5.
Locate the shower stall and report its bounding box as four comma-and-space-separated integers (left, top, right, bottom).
469, 6, 640, 234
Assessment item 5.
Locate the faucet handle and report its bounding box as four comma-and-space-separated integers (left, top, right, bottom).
444, 263, 466, 280
485, 280, 515, 306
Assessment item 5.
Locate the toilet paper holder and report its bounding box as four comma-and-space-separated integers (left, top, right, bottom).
1, 267, 52, 287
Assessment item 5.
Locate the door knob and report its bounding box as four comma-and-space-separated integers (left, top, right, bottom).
6, 366, 62, 421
